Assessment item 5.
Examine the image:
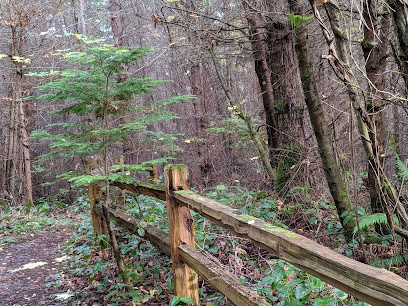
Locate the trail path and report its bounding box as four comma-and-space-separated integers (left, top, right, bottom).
0, 229, 72, 306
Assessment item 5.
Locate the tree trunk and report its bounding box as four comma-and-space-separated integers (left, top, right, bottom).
5, 90, 17, 203
191, 64, 213, 185
79, 0, 87, 36
362, 0, 389, 226
109, 0, 124, 47
264, 0, 306, 189
71, 0, 80, 35
265, 0, 305, 147
389, 0, 408, 90
242, 0, 279, 166
108, 0, 134, 166
8, 23, 33, 205
311, 0, 408, 231
289, 0, 355, 242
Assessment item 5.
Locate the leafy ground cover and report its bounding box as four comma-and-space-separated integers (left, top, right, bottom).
2, 184, 405, 305
49, 187, 370, 305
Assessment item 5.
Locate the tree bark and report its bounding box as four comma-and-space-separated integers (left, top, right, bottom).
264, 0, 305, 147
289, 0, 355, 241
242, 0, 279, 165
191, 63, 213, 185
71, 0, 80, 34
109, 0, 124, 47
79, 0, 87, 36
389, 0, 408, 90
362, 0, 389, 225
6, 11, 33, 205
312, 0, 408, 229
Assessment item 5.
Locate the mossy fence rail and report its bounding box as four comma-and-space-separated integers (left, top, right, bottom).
87, 163, 408, 306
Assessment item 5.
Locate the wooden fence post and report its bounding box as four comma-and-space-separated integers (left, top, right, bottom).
164, 164, 199, 305
148, 164, 158, 184
85, 158, 107, 236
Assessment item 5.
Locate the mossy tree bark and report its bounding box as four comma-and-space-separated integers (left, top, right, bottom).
4, 5, 33, 205
264, 0, 306, 184
311, 0, 408, 236
389, 0, 408, 90
289, 0, 355, 242
362, 0, 390, 231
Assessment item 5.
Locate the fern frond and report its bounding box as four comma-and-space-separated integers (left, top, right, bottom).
370, 254, 408, 268
354, 213, 399, 233
396, 153, 408, 180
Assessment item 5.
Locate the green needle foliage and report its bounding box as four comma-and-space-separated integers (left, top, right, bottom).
28, 35, 194, 186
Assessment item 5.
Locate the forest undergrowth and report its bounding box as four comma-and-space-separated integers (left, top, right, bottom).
3, 182, 406, 305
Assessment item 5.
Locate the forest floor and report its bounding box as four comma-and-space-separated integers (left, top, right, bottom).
1, 187, 407, 305
0, 229, 72, 306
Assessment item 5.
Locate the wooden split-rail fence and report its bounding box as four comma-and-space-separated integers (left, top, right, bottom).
87, 163, 408, 305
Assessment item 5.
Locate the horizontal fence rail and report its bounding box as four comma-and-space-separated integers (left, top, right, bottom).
94, 205, 269, 306
174, 191, 408, 305
86, 164, 408, 305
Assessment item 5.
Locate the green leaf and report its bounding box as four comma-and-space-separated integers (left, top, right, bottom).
314, 296, 336, 305
170, 296, 180, 306
137, 228, 145, 237
179, 297, 193, 304
294, 283, 310, 299
261, 276, 274, 285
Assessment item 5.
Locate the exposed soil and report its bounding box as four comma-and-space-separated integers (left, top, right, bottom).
0, 229, 72, 306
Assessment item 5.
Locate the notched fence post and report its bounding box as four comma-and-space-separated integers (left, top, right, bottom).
85, 158, 107, 236
164, 164, 199, 305
149, 164, 158, 185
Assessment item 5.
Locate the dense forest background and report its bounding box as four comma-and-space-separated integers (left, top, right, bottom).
1, 0, 408, 268
1, 0, 408, 304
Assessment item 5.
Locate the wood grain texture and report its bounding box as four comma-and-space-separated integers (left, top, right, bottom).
94, 204, 267, 305
110, 181, 166, 201
165, 165, 199, 305
174, 190, 408, 306
85, 158, 107, 236
179, 244, 269, 306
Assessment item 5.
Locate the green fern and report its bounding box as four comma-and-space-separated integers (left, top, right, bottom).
396, 153, 408, 180
354, 213, 399, 233
370, 254, 408, 268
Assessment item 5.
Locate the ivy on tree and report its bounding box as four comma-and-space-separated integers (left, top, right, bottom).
28, 35, 193, 186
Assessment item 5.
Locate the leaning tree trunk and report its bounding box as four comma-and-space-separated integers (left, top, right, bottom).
210, 48, 276, 182
311, 0, 408, 238
289, 0, 355, 242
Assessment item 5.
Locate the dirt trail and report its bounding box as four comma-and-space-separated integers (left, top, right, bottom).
0, 229, 72, 306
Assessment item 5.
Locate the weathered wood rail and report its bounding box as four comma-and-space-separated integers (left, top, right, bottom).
89, 164, 408, 305
94, 205, 269, 306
